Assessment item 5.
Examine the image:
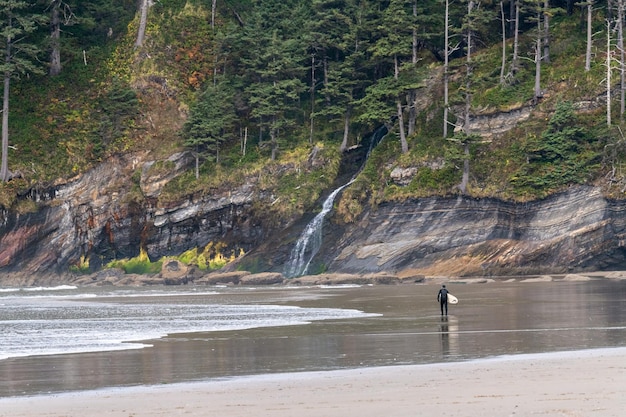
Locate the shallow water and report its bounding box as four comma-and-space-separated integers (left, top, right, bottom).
1, 279, 625, 397
0, 286, 375, 360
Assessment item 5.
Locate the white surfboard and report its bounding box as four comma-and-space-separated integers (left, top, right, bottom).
447, 293, 458, 304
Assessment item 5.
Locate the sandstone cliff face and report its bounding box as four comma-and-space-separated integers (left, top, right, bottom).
321, 186, 626, 276
0, 151, 270, 275
2, 148, 626, 279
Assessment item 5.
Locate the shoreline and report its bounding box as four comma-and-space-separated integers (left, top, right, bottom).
3, 268, 626, 289
2, 347, 625, 416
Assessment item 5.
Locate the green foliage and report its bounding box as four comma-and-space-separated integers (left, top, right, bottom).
0, 0, 48, 181
0, 0, 622, 214
243, 21, 308, 158
510, 102, 600, 195
97, 77, 139, 150
183, 78, 237, 163
0, 1, 47, 78
69, 255, 91, 275
107, 249, 163, 275
176, 242, 244, 271
412, 165, 458, 191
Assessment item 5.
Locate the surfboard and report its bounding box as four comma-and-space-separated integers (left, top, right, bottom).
447, 293, 458, 304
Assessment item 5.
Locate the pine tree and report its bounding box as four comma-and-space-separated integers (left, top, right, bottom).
0, 0, 46, 182
306, 0, 353, 145
184, 79, 236, 178
367, 0, 415, 153
240, 1, 307, 160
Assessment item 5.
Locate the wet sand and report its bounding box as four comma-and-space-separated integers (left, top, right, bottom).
1, 348, 625, 417
2, 279, 626, 416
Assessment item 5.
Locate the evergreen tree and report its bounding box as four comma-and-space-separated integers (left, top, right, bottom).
513, 101, 593, 190
239, 0, 307, 160
455, 0, 493, 193
184, 79, 236, 178
246, 30, 306, 160
42, 0, 83, 76
407, 0, 440, 135
0, 0, 46, 182
308, 0, 352, 95
72, 0, 136, 45
366, 0, 415, 153
306, 0, 353, 146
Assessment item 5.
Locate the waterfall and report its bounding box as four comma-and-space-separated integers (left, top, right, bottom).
283, 179, 355, 278
283, 126, 388, 278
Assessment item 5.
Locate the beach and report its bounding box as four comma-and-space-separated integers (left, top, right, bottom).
1, 348, 625, 417
1, 279, 626, 416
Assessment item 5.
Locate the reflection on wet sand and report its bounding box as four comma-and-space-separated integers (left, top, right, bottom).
439, 316, 459, 357
1, 280, 625, 397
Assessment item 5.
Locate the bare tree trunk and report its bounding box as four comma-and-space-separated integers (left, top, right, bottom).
0, 20, 12, 182
50, 1, 62, 76
443, 0, 450, 138
242, 126, 248, 156
464, 0, 473, 134
618, 0, 625, 119
394, 55, 408, 154
135, 0, 150, 48
541, 0, 550, 62
608, 19, 613, 127
412, 0, 418, 64
310, 53, 315, 144
512, 0, 521, 73
500, 1, 506, 84
407, 92, 416, 136
534, 11, 542, 103
534, 37, 542, 102
460, 0, 475, 195
585, 1, 593, 71
211, 0, 217, 30
397, 100, 408, 153
340, 109, 350, 152
1, 73, 10, 182
408, 0, 418, 136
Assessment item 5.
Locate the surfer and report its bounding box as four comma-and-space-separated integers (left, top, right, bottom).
437, 284, 449, 316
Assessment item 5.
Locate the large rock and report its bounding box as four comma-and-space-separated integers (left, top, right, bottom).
322, 185, 625, 276
239, 272, 284, 285
194, 271, 250, 285
160, 259, 189, 285
0, 152, 271, 276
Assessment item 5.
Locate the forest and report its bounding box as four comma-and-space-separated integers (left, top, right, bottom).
1, 0, 626, 215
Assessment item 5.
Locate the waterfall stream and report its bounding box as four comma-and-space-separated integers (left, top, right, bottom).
283, 126, 388, 278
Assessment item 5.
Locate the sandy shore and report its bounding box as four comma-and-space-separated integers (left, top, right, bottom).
1, 348, 625, 417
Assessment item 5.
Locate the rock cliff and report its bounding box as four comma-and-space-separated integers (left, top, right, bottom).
2, 149, 626, 282
321, 185, 626, 276
0, 151, 272, 276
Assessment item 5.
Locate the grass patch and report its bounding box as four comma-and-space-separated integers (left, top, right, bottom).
106, 249, 163, 275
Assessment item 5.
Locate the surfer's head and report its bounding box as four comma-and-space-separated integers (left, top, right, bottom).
442, 284, 446, 288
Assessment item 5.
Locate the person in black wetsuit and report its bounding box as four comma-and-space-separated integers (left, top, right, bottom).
437, 284, 449, 316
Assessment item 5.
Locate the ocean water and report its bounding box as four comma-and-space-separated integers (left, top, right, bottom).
0, 285, 379, 361
1, 279, 625, 397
